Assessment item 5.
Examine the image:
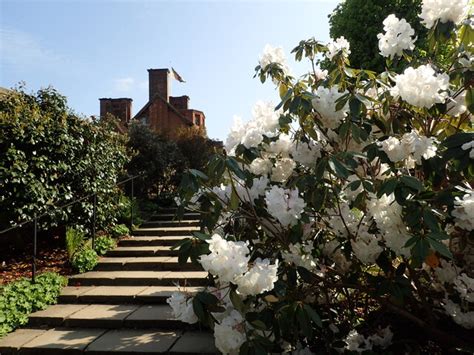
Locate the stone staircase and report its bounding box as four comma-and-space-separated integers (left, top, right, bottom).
0, 208, 218, 354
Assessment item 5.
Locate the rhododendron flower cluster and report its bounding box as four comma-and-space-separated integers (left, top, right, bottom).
265, 186, 306, 227
391, 64, 449, 108
452, 190, 474, 231
326, 36, 351, 59
377, 14, 416, 58
312, 86, 349, 129
419, 0, 469, 28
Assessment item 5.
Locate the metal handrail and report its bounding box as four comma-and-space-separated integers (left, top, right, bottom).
1, 172, 145, 282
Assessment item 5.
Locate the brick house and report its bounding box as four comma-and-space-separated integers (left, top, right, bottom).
99, 68, 205, 138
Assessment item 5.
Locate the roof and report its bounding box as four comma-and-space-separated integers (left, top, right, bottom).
132, 93, 193, 127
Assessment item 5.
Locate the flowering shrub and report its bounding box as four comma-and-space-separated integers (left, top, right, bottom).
171, 2, 473, 353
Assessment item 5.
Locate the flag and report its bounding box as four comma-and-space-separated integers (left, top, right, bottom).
171, 67, 186, 83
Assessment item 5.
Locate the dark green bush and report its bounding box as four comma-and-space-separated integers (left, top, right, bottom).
93, 236, 116, 256
71, 248, 98, 273
110, 223, 130, 238
0, 86, 129, 233
0, 272, 67, 337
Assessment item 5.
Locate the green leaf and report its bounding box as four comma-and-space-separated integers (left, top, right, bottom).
466, 86, 474, 114
230, 289, 245, 313
329, 157, 350, 179
192, 232, 210, 241
423, 209, 440, 231
195, 291, 219, 305
229, 186, 240, 210
303, 304, 322, 327
189, 169, 209, 181
428, 238, 453, 259
400, 175, 423, 192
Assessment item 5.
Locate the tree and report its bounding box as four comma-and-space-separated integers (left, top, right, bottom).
125, 123, 186, 198
328, 0, 427, 72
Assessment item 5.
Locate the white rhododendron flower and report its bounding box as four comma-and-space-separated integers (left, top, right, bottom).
461, 140, 474, 159
266, 133, 292, 156
214, 310, 247, 354
290, 140, 322, 168
200, 234, 250, 283
265, 186, 306, 227
420, 0, 469, 29
252, 100, 281, 134
434, 259, 460, 284
312, 86, 349, 129
236, 258, 279, 297
259, 44, 289, 74
226, 116, 246, 152
241, 125, 264, 149
452, 190, 474, 231
453, 273, 474, 303
351, 233, 383, 264
378, 131, 437, 164
442, 299, 474, 329
377, 14, 416, 58
447, 91, 467, 117
314, 67, 328, 81
166, 292, 198, 324
391, 65, 449, 108
249, 157, 272, 176
245, 176, 269, 202
326, 36, 351, 60
344, 327, 393, 352
271, 157, 296, 182
367, 193, 411, 257
282, 242, 317, 270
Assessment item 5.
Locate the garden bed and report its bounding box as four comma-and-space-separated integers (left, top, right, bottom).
0, 233, 73, 285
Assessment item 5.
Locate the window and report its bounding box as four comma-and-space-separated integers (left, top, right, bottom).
194, 115, 200, 126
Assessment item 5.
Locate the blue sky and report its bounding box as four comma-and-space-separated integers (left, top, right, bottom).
0, 0, 341, 141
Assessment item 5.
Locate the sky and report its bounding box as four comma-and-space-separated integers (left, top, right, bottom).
0, 0, 341, 141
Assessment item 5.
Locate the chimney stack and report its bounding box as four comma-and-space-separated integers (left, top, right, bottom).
148, 68, 170, 102
99, 98, 133, 124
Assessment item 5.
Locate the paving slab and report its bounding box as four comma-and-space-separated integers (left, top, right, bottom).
169, 331, 218, 354
136, 286, 203, 303
85, 329, 182, 354
124, 305, 179, 328
76, 286, 148, 303
59, 286, 96, 302
0, 328, 47, 352
28, 304, 89, 326
65, 304, 139, 328
21, 327, 106, 354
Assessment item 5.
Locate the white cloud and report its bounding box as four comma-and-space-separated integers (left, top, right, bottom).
114, 77, 135, 92
113, 77, 148, 93
0, 27, 63, 69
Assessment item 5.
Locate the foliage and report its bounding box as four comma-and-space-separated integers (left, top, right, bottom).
125, 123, 186, 198
71, 248, 98, 273
0, 272, 67, 337
0, 86, 129, 234
93, 235, 116, 256
175, 7, 474, 354
328, 0, 427, 72
175, 126, 223, 172
65, 227, 86, 261
110, 223, 130, 238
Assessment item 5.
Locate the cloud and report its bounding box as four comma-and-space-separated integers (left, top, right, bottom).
114, 77, 135, 92
112, 77, 148, 93
0, 27, 63, 69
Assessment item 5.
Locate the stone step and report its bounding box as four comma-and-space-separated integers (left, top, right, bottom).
27, 304, 188, 330
149, 212, 201, 221
96, 257, 202, 271
59, 286, 203, 304
69, 271, 208, 287
119, 236, 187, 247
106, 246, 178, 257
140, 220, 200, 228
133, 226, 200, 236
0, 327, 217, 354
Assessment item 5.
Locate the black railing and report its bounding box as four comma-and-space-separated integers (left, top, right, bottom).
0, 173, 144, 283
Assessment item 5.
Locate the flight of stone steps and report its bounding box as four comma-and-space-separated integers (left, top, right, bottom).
0, 208, 218, 354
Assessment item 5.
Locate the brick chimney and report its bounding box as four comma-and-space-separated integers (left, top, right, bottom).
148, 68, 170, 102
99, 98, 132, 124
170, 95, 189, 110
